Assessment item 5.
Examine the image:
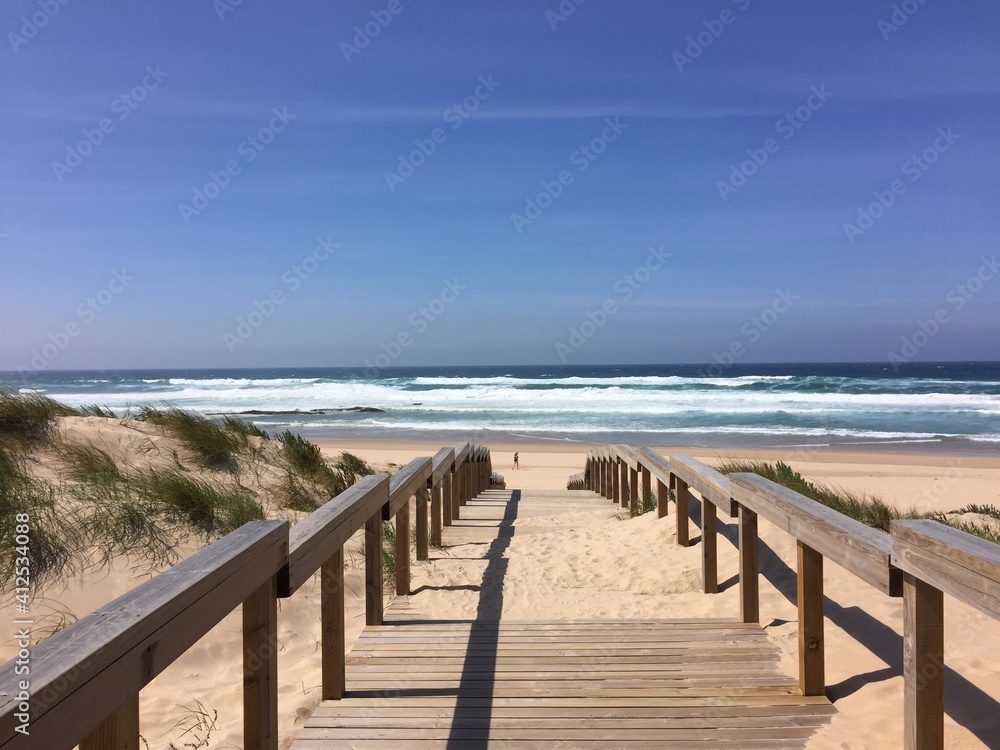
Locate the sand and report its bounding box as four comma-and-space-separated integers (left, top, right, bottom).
4, 435, 999, 749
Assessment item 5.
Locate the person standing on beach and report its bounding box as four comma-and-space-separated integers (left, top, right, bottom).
512, 452, 519, 470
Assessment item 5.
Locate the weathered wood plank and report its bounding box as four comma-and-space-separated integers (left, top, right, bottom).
903, 573, 944, 750
669, 454, 737, 517
891, 519, 1000, 619
0, 521, 287, 750
279, 475, 389, 596
730, 474, 901, 596
797, 542, 824, 697
243, 576, 278, 750
389, 458, 433, 516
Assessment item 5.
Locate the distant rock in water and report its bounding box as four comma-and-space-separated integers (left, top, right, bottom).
232, 406, 385, 416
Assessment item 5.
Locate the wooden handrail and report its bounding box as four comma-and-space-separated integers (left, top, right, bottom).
890, 520, 1000, 750
731, 473, 901, 596
0, 443, 492, 750
0, 521, 288, 750
579, 443, 1000, 745
279, 475, 390, 597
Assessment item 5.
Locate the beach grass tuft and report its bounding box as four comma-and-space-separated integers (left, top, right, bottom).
137, 406, 240, 470
132, 467, 265, 535
716, 458, 1000, 546
76, 404, 118, 419
0, 390, 75, 445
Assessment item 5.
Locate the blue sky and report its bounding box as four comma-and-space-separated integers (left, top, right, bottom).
1, 0, 998, 370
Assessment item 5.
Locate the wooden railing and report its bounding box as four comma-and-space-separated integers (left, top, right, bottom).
0, 442, 493, 750
582, 445, 999, 750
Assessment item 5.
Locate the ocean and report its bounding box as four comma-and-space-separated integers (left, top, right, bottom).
3, 363, 1000, 453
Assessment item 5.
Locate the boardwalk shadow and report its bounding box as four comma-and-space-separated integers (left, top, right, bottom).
714, 518, 1000, 746
447, 489, 520, 748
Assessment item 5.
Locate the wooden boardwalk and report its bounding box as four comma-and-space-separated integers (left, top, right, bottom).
291, 488, 834, 749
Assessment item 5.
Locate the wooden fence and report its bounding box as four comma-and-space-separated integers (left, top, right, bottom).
582, 445, 1000, 750
0, 443, 493, 750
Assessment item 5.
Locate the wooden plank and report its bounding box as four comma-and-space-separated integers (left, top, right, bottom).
620, 459, 629, 508
669, 454, 737, 517
636, 447, 672, 488
616, 444, 642, 471
79, 695, 139, 750
739, 506, 759, 624
365, 510, 383, 626
0, 521, 287, 750
453, 441, 471, 466
243, 576, 278, 750
702, 499, 718, 594
321, 549, 345, 700
431, 447, 455, 483
903, 573, 944, 750
279, 475, 389, 596
891, 519, 1000, 619
797, 542, 824, 697
389, 458, 433, 516
730, 474, 901, 596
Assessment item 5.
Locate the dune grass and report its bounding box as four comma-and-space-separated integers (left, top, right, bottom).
276, 431, 374, 508
137, 406, 241, 470
58, 441, 122, 484
715, 458, 923, 532
222, 415, 270, 441
0, 439, 79, 588
716, 458, 1000, 545
132, 467, 265, 535
76, 404, 118, 419
0, 390, 75, 445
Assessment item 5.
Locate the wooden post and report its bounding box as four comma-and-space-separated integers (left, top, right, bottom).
903, 573, 944, 750
738, 505, 759, 624
416, 483, 429, 562
612, 458, 620, 504
365, 509, 383, 626
80, 694, 139, 750
702, 498, 718, 594
656, 479, 669, 519
619, 460, 629, 508
629, 466, 639, 514
431, 478, 443, 545
601, 459, 609, 497
641, 466, 651, 512
451, 464, 462, 521
674, 476, 690, 546
321, 548, 345, 700
243, 576, 278, 750
395, 499, 411, 595
443, 467, 454, 526
797, 541, 825, 696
